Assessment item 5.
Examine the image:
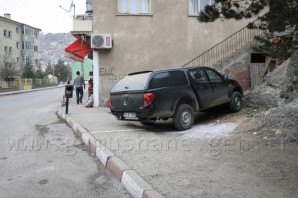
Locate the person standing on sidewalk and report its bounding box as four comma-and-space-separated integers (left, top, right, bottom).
73, 71, 85, 104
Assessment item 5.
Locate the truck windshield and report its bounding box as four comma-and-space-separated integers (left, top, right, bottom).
111, 72, 151, 92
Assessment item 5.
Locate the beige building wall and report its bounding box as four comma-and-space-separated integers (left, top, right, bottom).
92, 0, 258, 103
0, 16, 41, 78
0, 17, 22, 73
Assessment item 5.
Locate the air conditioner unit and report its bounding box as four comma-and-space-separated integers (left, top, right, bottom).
91, 34, 112, 49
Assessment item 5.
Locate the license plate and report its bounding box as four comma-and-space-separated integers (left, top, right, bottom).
123, 112, 136, 118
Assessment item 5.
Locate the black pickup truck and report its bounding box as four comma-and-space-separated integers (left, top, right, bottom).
110, 66, 243, 130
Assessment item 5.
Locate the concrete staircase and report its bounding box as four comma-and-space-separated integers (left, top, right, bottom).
182, 20, 266, 90
182, 20, 264, 68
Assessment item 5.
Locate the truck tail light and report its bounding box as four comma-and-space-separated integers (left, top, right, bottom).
107, 98, 111, 108
144, 93, 155, 106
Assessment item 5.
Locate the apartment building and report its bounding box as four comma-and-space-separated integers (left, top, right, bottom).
0, 14, 41, 78
70, 0, 260, 106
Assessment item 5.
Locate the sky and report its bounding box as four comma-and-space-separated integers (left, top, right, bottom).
1, 0, 86, 33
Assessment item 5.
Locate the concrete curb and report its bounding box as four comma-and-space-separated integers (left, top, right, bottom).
0, 85, 63, 96
56, 109, 165, 198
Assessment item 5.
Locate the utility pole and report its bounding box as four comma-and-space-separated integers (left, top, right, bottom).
52, 56, 55, 76
81, 35, 85, 78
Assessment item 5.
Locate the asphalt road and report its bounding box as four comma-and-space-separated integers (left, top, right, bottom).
0, 88, 130, 198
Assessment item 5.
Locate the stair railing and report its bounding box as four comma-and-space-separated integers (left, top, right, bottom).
182, 21, 264, 68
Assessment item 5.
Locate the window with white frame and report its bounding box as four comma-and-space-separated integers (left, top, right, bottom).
22, 41, 34, 51
22, 26, 34, 37
22, 56, 29, 64
118, 0, 150, 14
189, 0, 215, 16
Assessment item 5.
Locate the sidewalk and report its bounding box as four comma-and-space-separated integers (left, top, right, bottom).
57, 98, 298, 198
57, 100, 164, 198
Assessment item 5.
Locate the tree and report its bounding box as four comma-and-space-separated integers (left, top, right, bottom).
54, 59, 72, 82
198, 0, 298, 101
0, 55, 17, 81
198, 0, 298, 58
45, 61, 53, 75
35, 64, 45, 79
22, 62, 35, 78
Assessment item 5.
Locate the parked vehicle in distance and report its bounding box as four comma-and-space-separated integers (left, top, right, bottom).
109, 66, 243, 130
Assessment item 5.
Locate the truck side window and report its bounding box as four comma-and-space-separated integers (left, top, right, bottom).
149, 71, 187, 89
205, 69, 223, 83
189, 69, 208, 82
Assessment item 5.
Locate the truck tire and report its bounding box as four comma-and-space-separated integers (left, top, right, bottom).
173, 104, 194, 131
229, 91, 242, 112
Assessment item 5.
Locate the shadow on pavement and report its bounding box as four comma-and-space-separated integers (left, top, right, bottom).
124, 104, 242, 133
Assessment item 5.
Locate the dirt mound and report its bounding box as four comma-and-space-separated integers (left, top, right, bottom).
280, 52, 298, 102
244, 58, 290, 109
244, 51, 298, 143
249, 99, 298, 142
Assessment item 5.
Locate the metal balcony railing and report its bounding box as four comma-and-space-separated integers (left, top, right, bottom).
182, 21, 264, 68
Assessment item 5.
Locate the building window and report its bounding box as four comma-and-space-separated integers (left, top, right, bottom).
118, 0, 150, 14
22, 26, 34, 37
16, 42, 19, 49
4, 30, 7, 37
22, 56, 29, 64
22, 41, 34, 51
16, 27, 19, 34
8, 31, 12, 38
189, 0, 215, 16
4, 46, 8, 53
21, 56, 36, 65
9, 47, 12, 54
34, 46, 38, 51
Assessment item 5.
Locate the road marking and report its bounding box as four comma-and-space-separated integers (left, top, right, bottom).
90, 129, 145, 134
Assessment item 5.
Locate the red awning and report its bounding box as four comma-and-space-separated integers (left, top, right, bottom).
65, 38, 92, 62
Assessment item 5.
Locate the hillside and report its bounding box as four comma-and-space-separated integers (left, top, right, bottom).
40, 32, 76, 65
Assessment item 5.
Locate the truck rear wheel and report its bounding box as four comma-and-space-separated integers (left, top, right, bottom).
173, 104, 194, 131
